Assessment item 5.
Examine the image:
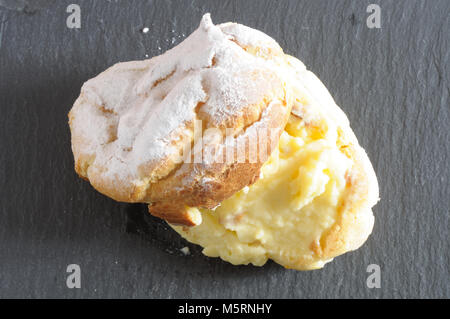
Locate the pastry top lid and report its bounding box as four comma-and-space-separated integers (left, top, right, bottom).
69, 14, 293, 225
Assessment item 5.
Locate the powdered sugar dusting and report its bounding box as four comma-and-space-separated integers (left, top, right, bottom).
70, 13, 287, 191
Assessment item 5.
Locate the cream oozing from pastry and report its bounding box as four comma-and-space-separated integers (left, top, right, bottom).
170, 56, 379, 270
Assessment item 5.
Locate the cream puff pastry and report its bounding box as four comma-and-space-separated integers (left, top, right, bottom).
69, 14, 379, 270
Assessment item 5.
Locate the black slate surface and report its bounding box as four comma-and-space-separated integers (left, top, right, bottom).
0, 0, 449, 299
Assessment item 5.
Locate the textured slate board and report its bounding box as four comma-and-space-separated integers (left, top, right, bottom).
0, 0, 449, 299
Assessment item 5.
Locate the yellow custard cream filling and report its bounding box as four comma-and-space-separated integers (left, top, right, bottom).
170, 115, 353, 270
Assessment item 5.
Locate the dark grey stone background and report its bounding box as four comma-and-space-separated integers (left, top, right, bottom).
0, 0, 448, 299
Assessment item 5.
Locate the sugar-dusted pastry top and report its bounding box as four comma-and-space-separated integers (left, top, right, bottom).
69, 14, 294, 225
171, 56, 379, 270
